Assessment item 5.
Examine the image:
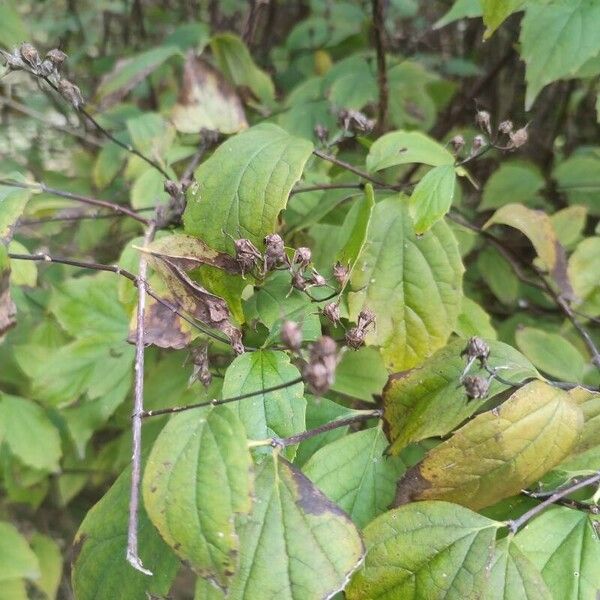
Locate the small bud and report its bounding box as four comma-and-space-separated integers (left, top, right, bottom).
46, 48, 67, 67
264, 233, 285, 271
322, 302, 341, 325
19, 43, 40, 69
471, 134, 486, 154
281, 320, 302, 351
189, 345, 212, 387
509, 126, 528, 149
463, 375, 490, 400
450, 135, 465, 154
475, 110, 492, 135
314, 124, 329, 142
58, 79, 84, 110
461, 336, 490, 361
292, 247, 312, 270
345, 326, 366, 349
498, 120, 513, 134
332, 261, 349, 287
303, 361, 331, 396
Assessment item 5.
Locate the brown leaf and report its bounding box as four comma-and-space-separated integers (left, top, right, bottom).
171, 53, 248, 134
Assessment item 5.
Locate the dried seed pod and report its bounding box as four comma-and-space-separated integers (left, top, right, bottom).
471, 134, 486, 154
475, 110, 492, 135
163, 179, 182, 198
450, 135, 465, 153
264, 233, 285, 271
19, 43, 40, 69
234, 238, 262, 276
322, 302, 341, 325
58, 79, 84, 110
332, 261, 349, 287
308, 269, 327, 287
338, 108, 375, 134
292, 247, 312, 270
498, 120, 513, 134
0, 48, 27, 71
38, 59, 55, 77
463, 375, 490, 400
310, 335, 337, 362
314, 124, 329, 143
345, 326, 365, 349
291, 270, 308, 292
303, 361, 331, 396
509, 126, 528, 149
461, 336, 490, 364
281, 320, 302, 351
46, 48, 67, 67
357, 307, 376, 330
189, 345, 212, 387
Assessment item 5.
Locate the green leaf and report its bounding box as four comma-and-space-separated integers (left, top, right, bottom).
481, 0, 525, 37
488, 538, 552, 600
568, 236, 600, 315
221, 350, 305, 458
521, 1, 600, 108
408, 164, 456, 234
479, 161, 545, 211
71, 468, 179, 600
210, 33, 275, 107
93, 143, 127, 189
143, 406, 253, 587
395, 381, 584, 510
0, 393, 61, 472
130, 168, 169, 209
346, 501, 501, 600
515, 507, 600, 600
0, 3, 28, 48
477, 245, 520, 306
0, 579, 27, 600
455, 296, 497, 340
516, 327, 586, 382
367, 130, 454, 172
553, 154, 600, 216
331, 346, 388, 402
304, 426, 413, 527
30, 533, 62, 600
227, 455, 364, 600
348, 196, 463, 371
8, 240, 36, 286
0, 184, 30, 244
434, 0, 482, 29
564, 386, 600, 457
383, 338, 537, 454
126, 112, 174, 161
0, 521, 39, 582
551, 205, 587, 249
183, 124, 313, 254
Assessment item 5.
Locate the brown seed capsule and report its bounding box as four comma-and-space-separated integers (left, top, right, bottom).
163, 179, 182, 197
58, 79, 84, 110
46, 48, 67, 67
450, 135, 465, 153
314, 124, 329, 142
233, 238, 262, 276
308, 269, 326, 287
0, 48, 26, 71
357, 307, 376, 330
310, 335, 337, 362
332, 261, 349, 286
345, 326, 365, 349
292, 247, 312, 270
322, 302, 341, 325
303, 361, 331, 396
471, 134, 486, 154
264, 233, 285, 271
463, 375, 490, 400
189, 345, 212, 387
38, 59, 55, 77
461, 336, 490, 364
498, 120, 513, 134
291, 270, 308, 292
19, 43, 40, 69
475, 110, 492, 135
509, 126, 528, 149
281, 320, 302, 351
338, 108, 375, 134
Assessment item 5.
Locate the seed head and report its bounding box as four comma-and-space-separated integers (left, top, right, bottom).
509, 126, 528, 149
189, 345, 212, 387
19, 43, 40, 69
292, 247, 312, 270
463, 375, 490, 400
281, 320, 302, 351
303, 361, 331, 396
58, 79, 84, 110
498, 120, 513, 134
461, 336, 490, 364
345, 326, 365, 349
314, 124, 329, 143
332, 261, 349, 286
310, 335, 337, 362
46, 48, 67, 67
322, 302, 341, 325
471, 134, 486, 154
357, 307, 376, 330
264, 233, 285, 271
475, 110, 492, 135
308, 269, 326, 287
233, 238, 261, 276
450, 135, 465, 154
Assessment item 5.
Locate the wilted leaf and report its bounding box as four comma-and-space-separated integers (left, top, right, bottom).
346, 501, 501, 600
488, 538, 552, 600
383, 338, 538, 455
303, 426, 415, 527
0, 246, 16, 337
516, 327, 586, 382
394, 381, 583, 510
227, 455, 364, 600
348, 196, 463, 371
515, 507, 600, 600
71, 469, 179, 600
366, 130, 454, 172
408, 164, 456, 234
143, 406, 253, 587
484, 203, 572, 297
96, 45, 181, 110
172, 53, 247, 134
221, 350, 305, 458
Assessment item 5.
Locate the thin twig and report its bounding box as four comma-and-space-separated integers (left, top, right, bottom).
313, 149, 394, 188
509, 471, 600, 533
141, 377, 304, 418
0, 179, 148, 224
291, 182, 366, 195
126, 221, 156, 575
371, 0, 388, 133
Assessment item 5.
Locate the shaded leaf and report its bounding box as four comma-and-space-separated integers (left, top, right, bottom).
481, 0, 525, 38
0, 246, 16, 337
408, 164, 456, 234
550, 205, 587, 249
553, 155, 600, 216
346, 501, 501, 600
348, 196, 463, 371
30, 533, 62, 600
455, 296, 497, 340
172, 53, 248, 134
434, 0, 482, 29
143, 406, 253, 587
331, 346, 388, 402
0, 521, 39, 582
394, 381, 583, 510
227, 455, 364, 600
383, 338, 538, 454
71, 468, 179, 600
568, 236, 600, 315
0, 184, 30, 244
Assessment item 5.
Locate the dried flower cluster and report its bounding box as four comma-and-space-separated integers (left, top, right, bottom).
303, 336, 339, 395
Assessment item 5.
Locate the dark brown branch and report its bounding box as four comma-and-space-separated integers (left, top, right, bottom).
0, 179, 148, 224
141, 377, 304, 418
509, 472, 600, 533
521, 488, 600, 514
313, 149, 395, 189
371, 0, 388, 133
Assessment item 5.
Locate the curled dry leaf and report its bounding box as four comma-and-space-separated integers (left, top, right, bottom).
171, 52, 248, 135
